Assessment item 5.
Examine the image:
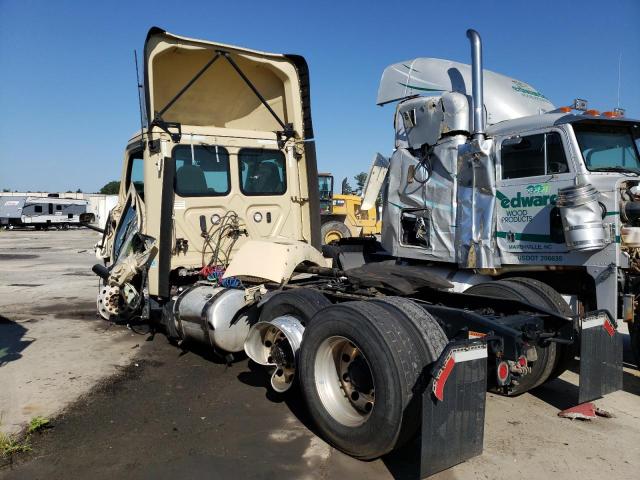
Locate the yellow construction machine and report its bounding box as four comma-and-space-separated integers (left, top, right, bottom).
318, 173, 380, 244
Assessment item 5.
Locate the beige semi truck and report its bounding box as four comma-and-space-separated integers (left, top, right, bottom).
93, 27, 626, 474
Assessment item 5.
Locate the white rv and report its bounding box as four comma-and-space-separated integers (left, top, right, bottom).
0, 196, 90, 229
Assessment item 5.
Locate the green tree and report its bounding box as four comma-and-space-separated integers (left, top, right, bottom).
340, 177, 354, 195
99, 181, 120, 195
353, 172, 368, 195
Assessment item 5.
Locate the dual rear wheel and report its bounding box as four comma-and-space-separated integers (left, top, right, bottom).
257, 278, 569, 459
260, 290, 448, 460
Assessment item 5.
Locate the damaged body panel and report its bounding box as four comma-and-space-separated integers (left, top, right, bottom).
369, 29, 638, 377
98, 27, 322, 303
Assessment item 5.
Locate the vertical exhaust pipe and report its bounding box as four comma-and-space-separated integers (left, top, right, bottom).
466, 29, 485, 139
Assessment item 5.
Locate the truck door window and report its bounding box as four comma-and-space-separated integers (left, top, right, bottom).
501, 132, 569, 179
239, 149, 286, 196
129, 154, 145, 199
174, 145, 230, 196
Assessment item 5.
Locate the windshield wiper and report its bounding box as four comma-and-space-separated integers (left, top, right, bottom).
590, 166, 640, 175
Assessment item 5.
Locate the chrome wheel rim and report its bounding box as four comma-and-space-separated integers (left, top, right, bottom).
314, 335, 375, 427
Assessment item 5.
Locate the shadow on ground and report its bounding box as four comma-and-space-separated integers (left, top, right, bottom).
236, 359, 321, 437
0, 315, 33, 366
531, 354, 640, 411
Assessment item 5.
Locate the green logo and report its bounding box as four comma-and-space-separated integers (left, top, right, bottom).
511, 80, 548, 101
498, 185, 557, 209
526, 184, 550, 195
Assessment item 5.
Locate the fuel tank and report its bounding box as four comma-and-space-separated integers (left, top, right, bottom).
173, 284, 253, 353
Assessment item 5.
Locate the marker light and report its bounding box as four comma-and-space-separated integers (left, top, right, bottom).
496, 361, 510, 385
584, 109, 600, 116
559, 106, 572, 113
603, 111, 618, 118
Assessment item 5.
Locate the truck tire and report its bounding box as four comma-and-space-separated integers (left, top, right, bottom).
321, 221, 351, 244
464, 280, 560, 394
371, 297, 448, 362
259, 288, 331, 326
504, 277, 574, 379
299, 300, 440, 459
369, 297, 449, 448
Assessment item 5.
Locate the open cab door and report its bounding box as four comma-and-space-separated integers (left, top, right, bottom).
141, 28, 320, 296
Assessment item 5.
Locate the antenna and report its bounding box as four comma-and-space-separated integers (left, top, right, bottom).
134, 50, 145, 139
617, 52, 622, 108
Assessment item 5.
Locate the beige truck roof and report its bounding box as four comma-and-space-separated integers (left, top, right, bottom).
143, 27, 313, 139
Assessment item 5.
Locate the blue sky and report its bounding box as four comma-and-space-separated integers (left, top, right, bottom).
1, 0, 639, 192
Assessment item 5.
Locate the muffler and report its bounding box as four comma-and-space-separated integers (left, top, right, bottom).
244, 316, 305, 393
466, 29, 485, 139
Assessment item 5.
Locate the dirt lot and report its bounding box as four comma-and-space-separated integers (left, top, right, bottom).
0, 229, 141, 434
1, 229, 639, 479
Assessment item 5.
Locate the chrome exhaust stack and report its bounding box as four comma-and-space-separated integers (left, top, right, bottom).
244, 316, 305, 393
466, 29, 485, 140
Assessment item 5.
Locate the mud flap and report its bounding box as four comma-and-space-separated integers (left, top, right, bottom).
578, 310, 623, 404
406, 339, 488, 478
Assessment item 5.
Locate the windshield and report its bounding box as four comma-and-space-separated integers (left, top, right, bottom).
573, 123, 640, 172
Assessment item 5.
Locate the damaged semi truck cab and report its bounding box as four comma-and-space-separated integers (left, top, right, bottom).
97, 27, 324, 318
372, 31, 640, 360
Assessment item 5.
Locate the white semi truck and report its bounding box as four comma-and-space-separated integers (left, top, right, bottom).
366, 30, 639, 368
92, 27, 628, 475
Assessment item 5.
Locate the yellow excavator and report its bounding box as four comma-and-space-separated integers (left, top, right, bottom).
318, 173, 381, 244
